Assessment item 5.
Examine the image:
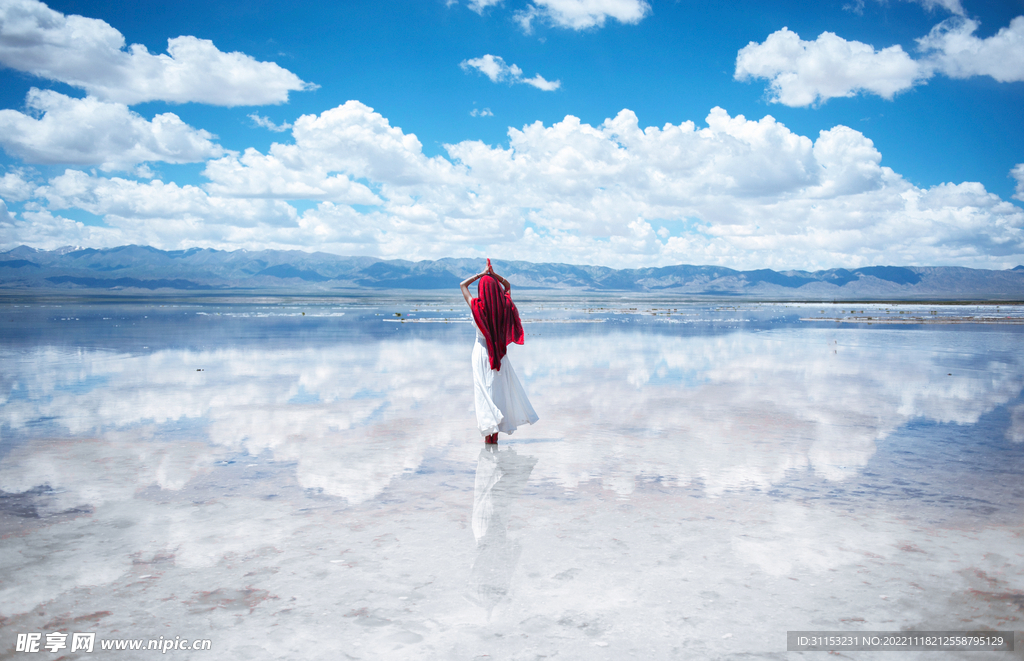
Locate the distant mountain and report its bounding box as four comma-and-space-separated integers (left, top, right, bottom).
2, 245, 1023, 299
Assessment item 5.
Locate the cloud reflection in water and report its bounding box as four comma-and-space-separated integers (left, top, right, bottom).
0, 306, 1022, 656
2, 325, 1022, 508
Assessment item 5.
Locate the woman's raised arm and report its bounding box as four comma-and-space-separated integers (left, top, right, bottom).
460, 271, 488, 306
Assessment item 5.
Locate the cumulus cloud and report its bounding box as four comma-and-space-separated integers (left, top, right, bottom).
917, 16, 1024, 82
0, 170, 35, 201
470, 108, 494, 117
0, 89, 226, 170
7, 103, 1023, 269
0, 208, 123, 249
737, 15, 1024, 107
3, 199, 385, 255
514, 0, 650, 32
735, 28, 925, 106
202, 148, 381, 204
203, 101, 454, 198
20, 170, 315, 251
37, 170, 300, 226
0, 0, 316, 106
1012, 163, 1024, 202
461, 54, 561, 91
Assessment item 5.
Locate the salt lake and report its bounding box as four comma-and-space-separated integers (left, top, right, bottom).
1, 296, 1022, 659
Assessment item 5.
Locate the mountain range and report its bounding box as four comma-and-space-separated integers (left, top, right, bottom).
2, 245, 1023, 299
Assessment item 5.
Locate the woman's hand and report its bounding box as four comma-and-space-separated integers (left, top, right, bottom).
461, 271, 485, 306
464, 260, 511, 297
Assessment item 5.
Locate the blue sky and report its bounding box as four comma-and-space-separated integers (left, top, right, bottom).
0, 0, 1022, 269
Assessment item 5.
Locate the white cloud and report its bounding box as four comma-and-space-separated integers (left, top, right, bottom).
737, 16, 1024, 107
845, 0, 965, 18
0, 170, 35, 201
0, 208, 123, 249
33, 170, 303, 247
6, 103, 1023, 269
910, 0, 965, 14
513, 5, 541, 32
2, 199, 387, 255
735, 28, 925, 106
461, 54, 560, 91
203, 147, 381, 204
249, 113, 293, 132
206, 101, 458, 193
461, 54, 522, 83
521, 73, 561, 91
467, 0, 503, 14
1012, 163, 1024, 202
917, 16, 1024, 82
470, 108, 494, 117
0, 89, 226, 170
0, 0, 316, 106
515, 0, 650, 32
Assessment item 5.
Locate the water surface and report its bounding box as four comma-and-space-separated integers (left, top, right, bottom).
1, 297, 1022, 659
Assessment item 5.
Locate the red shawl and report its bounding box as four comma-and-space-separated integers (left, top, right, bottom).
471, 275, 524, 371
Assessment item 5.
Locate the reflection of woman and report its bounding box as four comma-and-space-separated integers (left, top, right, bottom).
461, 260, 539, 444
467, 445, 538, 614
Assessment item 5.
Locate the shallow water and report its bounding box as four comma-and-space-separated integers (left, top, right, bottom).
1, 297, 1022, 659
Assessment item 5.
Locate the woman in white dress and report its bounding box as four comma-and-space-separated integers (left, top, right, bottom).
461, 260, 539, 444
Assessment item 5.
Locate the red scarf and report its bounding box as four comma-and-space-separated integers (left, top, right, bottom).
471, 275, 524, 371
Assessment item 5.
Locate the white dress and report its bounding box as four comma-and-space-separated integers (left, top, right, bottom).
472, 325, 539, 437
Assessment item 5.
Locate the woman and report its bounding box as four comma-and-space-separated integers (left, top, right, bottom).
461, 260, 539, 444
